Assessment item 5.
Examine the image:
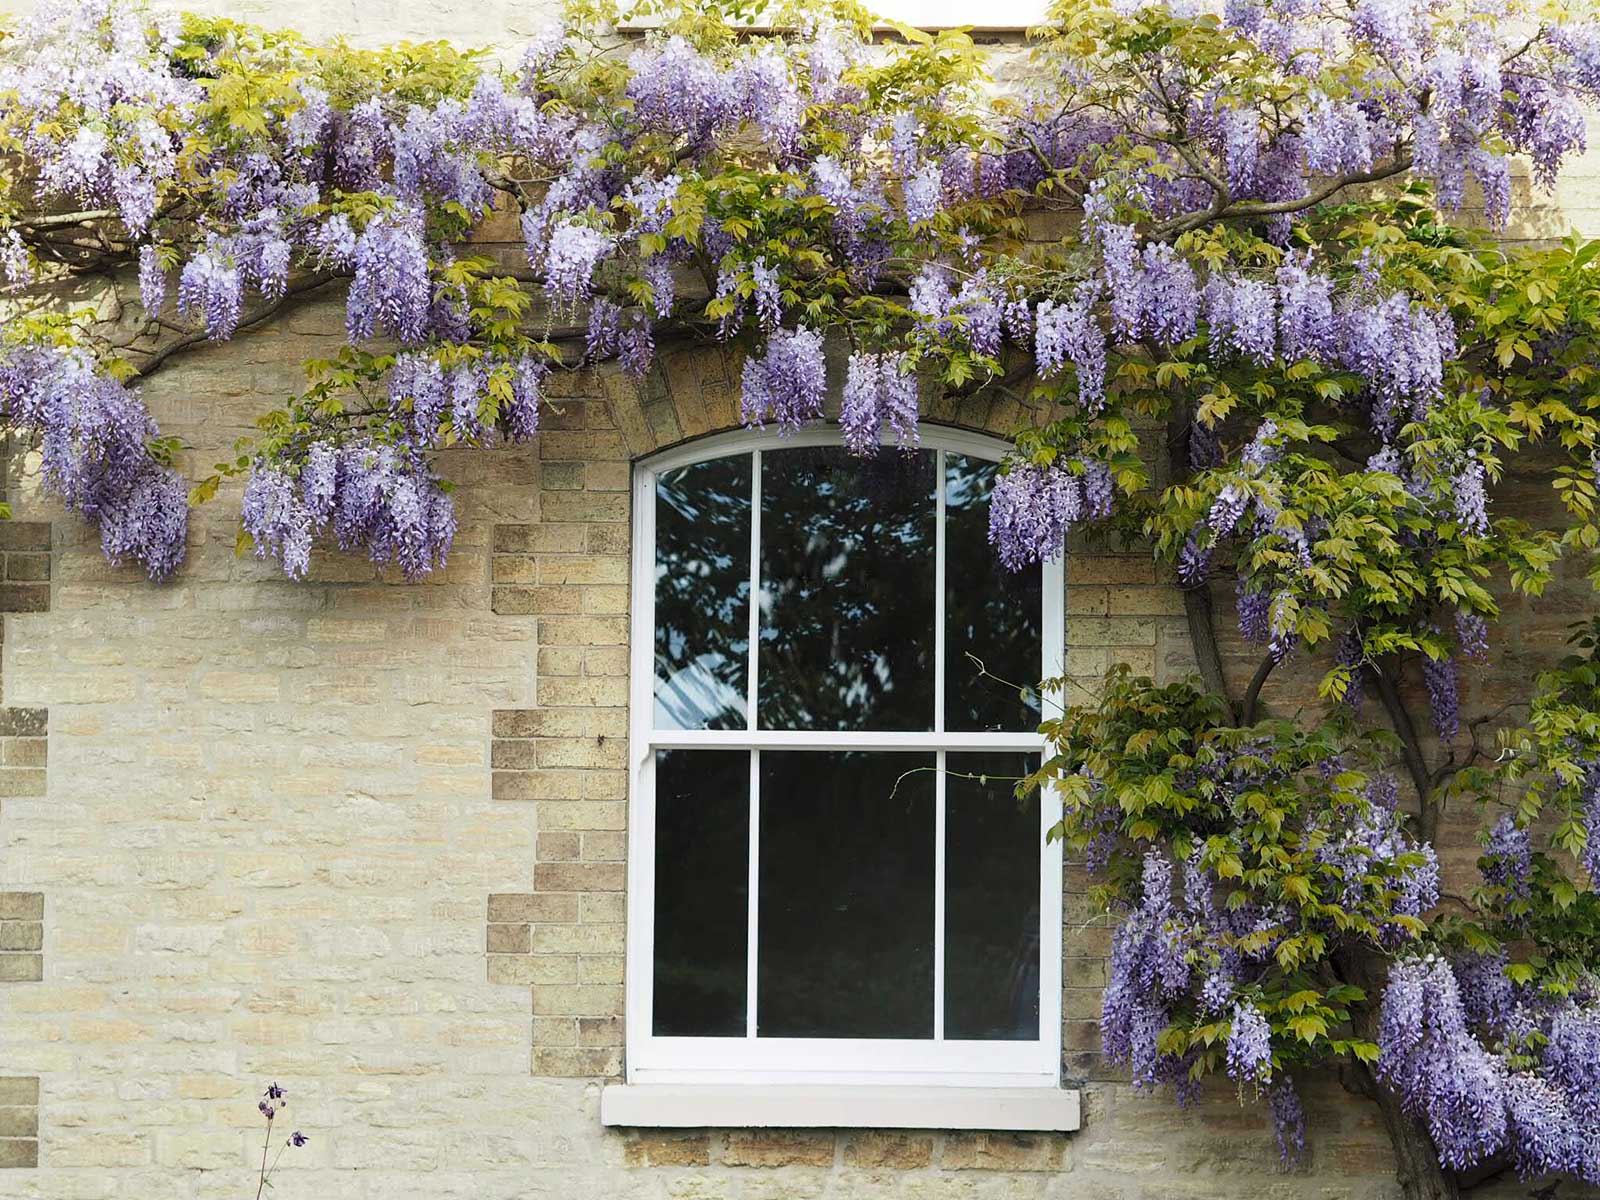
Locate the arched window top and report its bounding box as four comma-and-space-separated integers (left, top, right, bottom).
623, 425, 1066, 1091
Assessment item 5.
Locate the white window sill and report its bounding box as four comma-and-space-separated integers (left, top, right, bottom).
599, 1084, 1081, 1132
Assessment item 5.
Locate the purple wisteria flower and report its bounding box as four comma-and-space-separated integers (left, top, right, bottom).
988, 461, 1107, 571
1268, 1080, 1305, 1167
1482, 814, 1531, 904
542, 221, 612, 307
0, 340, 187, 579
1226, 1000, 1273, 1083
1582, 762, 1600, 885
347, 216, 432, 344
1422, 653, 1460, 740
177, 245, 243, 340
739, 326, 826, 435
1377, 955, 1509, 1171
1453, 455, 1490, 536
1033, 282, 1106, 411
840, 351, 919, 456
242, 441, 457, 581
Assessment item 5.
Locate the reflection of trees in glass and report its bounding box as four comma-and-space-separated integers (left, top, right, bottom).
758, 750, 935, 1038
945, 455, 1043, 733
654, 455, 751, 730
945, 752, 1040, 1040
759, 448, 936, 731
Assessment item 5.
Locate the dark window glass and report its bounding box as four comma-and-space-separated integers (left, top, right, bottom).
758, 751, 934, 1038
654, 455, 751, 731
945, 454, 1043, 733
758, 448, 936, 731
653, 750, 749, 1036
944, 753, 1040, 1040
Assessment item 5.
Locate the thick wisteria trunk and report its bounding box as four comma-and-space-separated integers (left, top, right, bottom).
1367, 1071, 1459, 1200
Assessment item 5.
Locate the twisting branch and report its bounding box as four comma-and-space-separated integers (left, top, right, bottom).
1166, 402, 1236, 722
15, 208, 120, 229
1153, 155, 1415, 239
128, 274, 340, 381
1373, 656, 1438, 841
1240, 653, 1276, 725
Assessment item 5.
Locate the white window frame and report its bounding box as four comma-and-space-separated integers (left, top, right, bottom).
622, 425, 1065, 1093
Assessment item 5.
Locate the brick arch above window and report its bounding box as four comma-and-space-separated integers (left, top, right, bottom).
594, 346, 1043, 463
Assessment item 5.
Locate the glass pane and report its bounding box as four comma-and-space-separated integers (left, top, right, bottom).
945, 454, 1044, 732
758, 751, 935, 1038
944, 753, 1041, 1041
759, 448, 936, 731
654, 455, 751, 730
653, 750, 749, 1036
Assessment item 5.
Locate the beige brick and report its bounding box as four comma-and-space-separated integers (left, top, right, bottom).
576, 1015, 622, 1047
537, 737, 626, 770
587, 524, 630, 555
577, 954, 624, 984
0, 1139, 38, 1169
495, 524, 586, 554
0, 955, 42, 982
489, 739, 539, 769
198, 672, 281, 703
492, 585, 583, 616
537, 832, 581, 862
491, 769, 585, 802
537, 616, 628, 646
581, 831, 627, 862
1, 738, 47, 768
582, 586, 630, 615
581, 893, 628, 923
531, 1017, 578, 1047
843, 1133, 934, 1169
531, 923, 624, 954
533, 862, 625, 893
537, 676, 628, 707
723, 1131, 835, 1169
586, 460, 631, 492
0, 1080, 39, 1107
531, 1046, 622, 1077
542, 460, 585, 490
1066, 617, 1157, 647
537, 646, 585, 676
536, 557, 628, 586
529, 984, 623, 1017
488, 893, 579, 924
942, 1132, 1064, 1171
0, 1109, 38, 1138
1068, 556, 1155, 585
490, 556, 540, 584
485, 923, 531, 954
0, 769, 48, 798
0, 923, 42, 951
539, 800, 627, 831
541, 491, 630, 524
582, 645, 630, 675
538, 430, 629, 460
1108, 586, 1186, 616
625, 1131, 711, 1167
0, 894, 43, 921
493, 708, 626, 740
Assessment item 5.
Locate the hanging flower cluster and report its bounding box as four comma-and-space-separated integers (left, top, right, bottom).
0, 330, 186, 579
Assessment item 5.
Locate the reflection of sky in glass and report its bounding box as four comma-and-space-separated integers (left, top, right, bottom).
653, 655, 745, 730
653, 455, 751, 730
